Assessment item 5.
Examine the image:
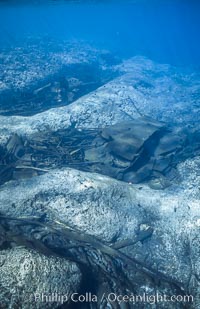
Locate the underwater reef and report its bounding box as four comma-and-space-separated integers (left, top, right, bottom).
0, 39, 200, 308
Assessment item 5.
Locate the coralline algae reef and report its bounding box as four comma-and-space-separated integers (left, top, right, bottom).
0, 46, 200, 308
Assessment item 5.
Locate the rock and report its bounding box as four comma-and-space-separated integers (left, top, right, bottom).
123, 164, 153, 183
0, 56, 199, 145
0, 247, 81, 309
0, 53, 200, 308
0, 165, 199, 309
148, 176, 172, 190
152, 156, 171, 173
101, 117, 164, 161
84, 118, 189, 184
5, 133, 25, 160
154, 133, 184, 156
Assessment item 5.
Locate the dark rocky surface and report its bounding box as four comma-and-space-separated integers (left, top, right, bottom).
0, 38, 120, 116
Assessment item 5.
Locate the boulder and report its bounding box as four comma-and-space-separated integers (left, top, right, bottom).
0, 247, 81, 309
0, 161, 199, 307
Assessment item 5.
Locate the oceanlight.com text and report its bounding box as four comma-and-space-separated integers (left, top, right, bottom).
33, 292, 194, 305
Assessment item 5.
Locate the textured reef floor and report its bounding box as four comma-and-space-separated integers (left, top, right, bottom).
0, 39, 200, 308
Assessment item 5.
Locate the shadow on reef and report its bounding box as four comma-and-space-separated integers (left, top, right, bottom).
0, 116, 200, 188
0, 62, 118, 116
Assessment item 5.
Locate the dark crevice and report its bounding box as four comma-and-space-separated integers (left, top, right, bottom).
0, 62, 119, 116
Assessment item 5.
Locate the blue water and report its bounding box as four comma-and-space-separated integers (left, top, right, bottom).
0, 0, 200, 68
0, 3, 200, 307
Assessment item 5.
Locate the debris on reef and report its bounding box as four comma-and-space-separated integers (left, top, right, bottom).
1, 117, 199, 187
0, 213, 188, 308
